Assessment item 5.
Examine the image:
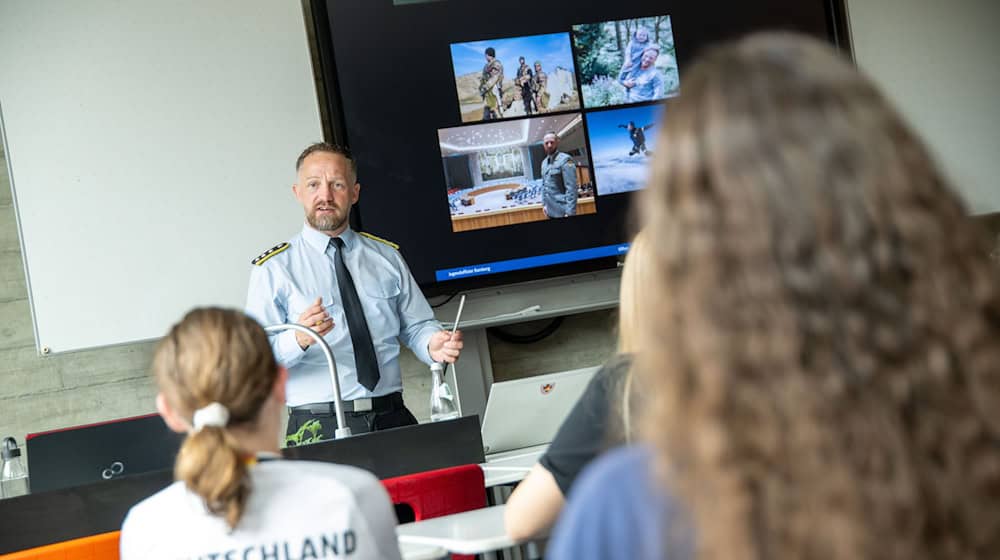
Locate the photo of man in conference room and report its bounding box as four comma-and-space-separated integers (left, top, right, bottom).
439, 114, 596, 232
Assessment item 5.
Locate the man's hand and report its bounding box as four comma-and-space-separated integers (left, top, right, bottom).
295, 297, 334, 350
429, 330, 464, 364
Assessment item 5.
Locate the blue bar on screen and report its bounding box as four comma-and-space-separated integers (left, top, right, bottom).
435, 242, 631, 281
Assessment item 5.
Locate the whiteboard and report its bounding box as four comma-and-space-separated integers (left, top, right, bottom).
0, 1, 322, 353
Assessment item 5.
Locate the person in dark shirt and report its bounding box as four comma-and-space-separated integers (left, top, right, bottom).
504, 232, 650, 540
515, 56, 535, 115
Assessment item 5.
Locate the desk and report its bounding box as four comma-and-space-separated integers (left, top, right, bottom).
480, 444, 547, 487
397, 505, 522, 558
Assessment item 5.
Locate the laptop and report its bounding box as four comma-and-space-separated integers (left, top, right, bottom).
26, 413, 183, 493
480, 366, 599, 455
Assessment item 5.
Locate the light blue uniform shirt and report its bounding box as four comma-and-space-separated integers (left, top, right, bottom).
245, 224, 441, 405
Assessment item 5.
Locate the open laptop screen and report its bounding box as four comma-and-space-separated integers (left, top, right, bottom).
481, 366, 599, 455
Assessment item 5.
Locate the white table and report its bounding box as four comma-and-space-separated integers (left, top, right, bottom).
397, 505, 518, 558
399, 541, 449, 560
480, 444, 547, 487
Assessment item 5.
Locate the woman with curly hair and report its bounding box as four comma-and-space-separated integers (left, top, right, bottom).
548, 32, 1000, 560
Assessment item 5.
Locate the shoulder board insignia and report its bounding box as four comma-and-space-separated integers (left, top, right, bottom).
359, 232, 399, 250
252, 242, 290, 266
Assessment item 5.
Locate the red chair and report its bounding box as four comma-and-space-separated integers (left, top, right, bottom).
382, 464, 486, 560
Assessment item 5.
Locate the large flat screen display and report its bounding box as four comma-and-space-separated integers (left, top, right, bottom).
313, 0, 847, 295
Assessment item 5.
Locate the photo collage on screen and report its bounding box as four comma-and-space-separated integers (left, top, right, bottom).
440, 15, 679, 233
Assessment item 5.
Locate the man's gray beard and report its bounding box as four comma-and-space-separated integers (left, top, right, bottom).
308, 211, 347, 232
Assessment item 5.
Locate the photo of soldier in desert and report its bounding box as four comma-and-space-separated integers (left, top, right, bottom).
450, 32, 581, 123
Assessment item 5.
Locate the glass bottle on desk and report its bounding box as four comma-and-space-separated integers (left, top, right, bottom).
429, 362, 460, 422
1, 437, 29, 499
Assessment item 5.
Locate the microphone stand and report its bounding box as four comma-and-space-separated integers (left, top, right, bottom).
264, 324, 352, 439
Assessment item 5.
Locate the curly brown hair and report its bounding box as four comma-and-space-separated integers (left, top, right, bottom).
636, 33, 1000, 559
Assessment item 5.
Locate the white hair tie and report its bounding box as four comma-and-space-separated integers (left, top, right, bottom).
192, 402, 230, 432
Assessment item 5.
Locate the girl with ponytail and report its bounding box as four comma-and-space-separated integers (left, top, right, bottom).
120, 308, 402, 559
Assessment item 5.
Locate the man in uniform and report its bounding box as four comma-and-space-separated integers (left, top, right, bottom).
539, 131, 578, 218
531, 61, 549, 113
515, 56, 534, 115
246, 143, 463, 440
479, 47, 504, 121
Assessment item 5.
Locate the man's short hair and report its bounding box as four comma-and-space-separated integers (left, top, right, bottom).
519, 56, 525, 62
485, 47, 496, 57
295, 142, 357, 181
543, 131, 559, 140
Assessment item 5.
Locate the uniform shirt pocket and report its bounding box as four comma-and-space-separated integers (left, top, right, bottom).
355, 247, 403, 300
549, 168, 567, 193
360, 276, 401, 299
287, 291, 337, 321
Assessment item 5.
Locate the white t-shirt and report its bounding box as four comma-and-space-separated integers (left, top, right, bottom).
120, 459, 402, 560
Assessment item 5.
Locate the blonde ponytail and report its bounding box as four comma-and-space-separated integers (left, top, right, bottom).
152, 308, 278, 530
175, 426, 250, 529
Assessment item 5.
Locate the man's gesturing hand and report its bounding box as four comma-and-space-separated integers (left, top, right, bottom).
295, 297, 334, 350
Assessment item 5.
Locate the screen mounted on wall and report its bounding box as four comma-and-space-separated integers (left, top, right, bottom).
312, 0, 847, 295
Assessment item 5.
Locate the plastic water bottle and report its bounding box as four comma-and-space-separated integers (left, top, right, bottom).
1, 437, 29, 499
429, 363, 460, 422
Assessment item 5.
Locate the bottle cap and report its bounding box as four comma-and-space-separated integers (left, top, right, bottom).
1, 437, 21, 460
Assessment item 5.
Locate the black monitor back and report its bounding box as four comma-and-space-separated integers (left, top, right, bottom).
26, 413, 182, 494
4, 416, 484, 554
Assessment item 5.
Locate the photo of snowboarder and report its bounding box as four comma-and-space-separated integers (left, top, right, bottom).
618, 121, 654, 156
586, 103, 664, 195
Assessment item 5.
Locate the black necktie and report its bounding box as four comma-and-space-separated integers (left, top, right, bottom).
330, 237, 380, 391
